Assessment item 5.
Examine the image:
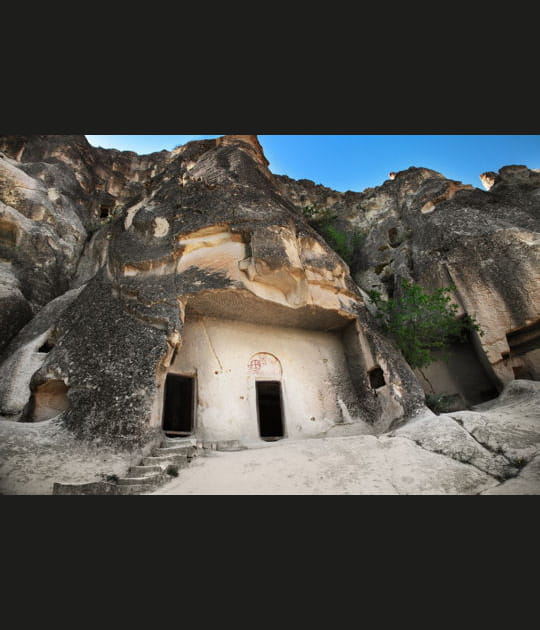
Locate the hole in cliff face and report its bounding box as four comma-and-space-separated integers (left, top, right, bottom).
38, 339, 54, 353
506, 321, 540, 357
100, 206, 110, 219
382, 275, 395, 299
513, 365, 533, 380
29, 380, 70, 422
0, 218, 19, 247
388, 228, 402, 248
368, 367, 386, 389
505, 321, 540, 381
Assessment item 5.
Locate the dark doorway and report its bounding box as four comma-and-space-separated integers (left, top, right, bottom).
256, 381, 285, 441
162, 374, 195, 436
368, 366, 386, 389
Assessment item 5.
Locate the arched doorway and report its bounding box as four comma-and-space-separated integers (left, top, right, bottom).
248, 353, 285, 441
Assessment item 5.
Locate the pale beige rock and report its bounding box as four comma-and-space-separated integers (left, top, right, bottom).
391, 412, 516, 479
0, 419, 139, 495
481, 456, 540, 494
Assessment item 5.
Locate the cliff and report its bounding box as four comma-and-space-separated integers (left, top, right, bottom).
0, 134, 538, 450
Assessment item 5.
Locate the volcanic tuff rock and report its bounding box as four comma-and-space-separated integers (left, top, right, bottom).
0, 134, 538, 451
277, 163, 540, 388
0, 134, 426, 446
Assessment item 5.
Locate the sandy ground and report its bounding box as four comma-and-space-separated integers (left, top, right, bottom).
147, 434, 501, 495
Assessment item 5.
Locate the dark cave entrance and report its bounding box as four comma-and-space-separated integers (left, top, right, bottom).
368, 366, 386, 389
162, 374, 195, 436
24, 379, 70, 422
504, 320, 540, 381
416, 329, 499, 408
256, 381, 285, 441
38, 339, 54, 353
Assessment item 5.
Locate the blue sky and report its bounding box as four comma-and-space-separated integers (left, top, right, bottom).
86, 135, 540, 193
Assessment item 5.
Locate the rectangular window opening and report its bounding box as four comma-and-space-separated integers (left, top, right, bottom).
256, 381, 285, 442
162, 374, 195, 436
368, 366, 386, 389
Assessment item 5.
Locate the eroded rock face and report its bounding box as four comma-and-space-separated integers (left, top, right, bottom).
1, 135, 537, 448
278, 164, 540, 395
0, 136, 171, 349
0, 134, 424, 446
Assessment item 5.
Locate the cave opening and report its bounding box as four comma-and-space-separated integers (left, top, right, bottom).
388, 228, 401, 248
162, 374, 195, 436
27, 380, 70, 422
368, 366, 386, 389
38, 339, 54, 353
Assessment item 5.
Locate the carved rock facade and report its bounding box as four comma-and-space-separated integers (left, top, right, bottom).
0, 135, 426, 447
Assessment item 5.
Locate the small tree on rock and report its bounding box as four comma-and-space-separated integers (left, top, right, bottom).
368, 280, 482, 369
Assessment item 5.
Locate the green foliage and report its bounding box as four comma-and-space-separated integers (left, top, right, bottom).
105, 474, 119, 483
368, 280, 483, 369
302, 204, 365, 266
302, 204, 337, 226
319, 225, 352, 263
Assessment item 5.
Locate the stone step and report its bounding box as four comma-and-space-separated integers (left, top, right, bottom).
216, 440, 247, 452
117, 473, 162, 486
154, 445, 197, 457
127, 465, 163, 477
142, 455, 192, 468
116, 484, 152, 495
200, 440, 247, 452
162, 437, 197, 448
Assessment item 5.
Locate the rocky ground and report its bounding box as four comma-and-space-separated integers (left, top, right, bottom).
0, 416, 146, 495
2, 380, 538, 495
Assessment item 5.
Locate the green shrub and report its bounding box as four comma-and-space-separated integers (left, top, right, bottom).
319, 225, 352, 263
166, 464, 179, 477
368, 280, 483, 369
302, 205, 365, 266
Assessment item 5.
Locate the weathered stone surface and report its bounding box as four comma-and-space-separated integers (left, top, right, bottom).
481, 455, 540, 495
451, 380, 540, 462
0, 286, 83, 416
0, 418, 147, 495
278, 164, 540, 394
390, 411, 517, 480
0, 152, 87, 310
0, 134, 537, 459
0, 134, 424, 446
0, 262, 33, 354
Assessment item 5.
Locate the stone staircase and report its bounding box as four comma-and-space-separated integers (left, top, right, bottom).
116, 436, 201, 494
53, 435, 202, 495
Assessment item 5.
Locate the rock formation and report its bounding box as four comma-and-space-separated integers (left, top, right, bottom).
0, 134, 425, 447
0, 134, 538, 455
277, 163, 540, 405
